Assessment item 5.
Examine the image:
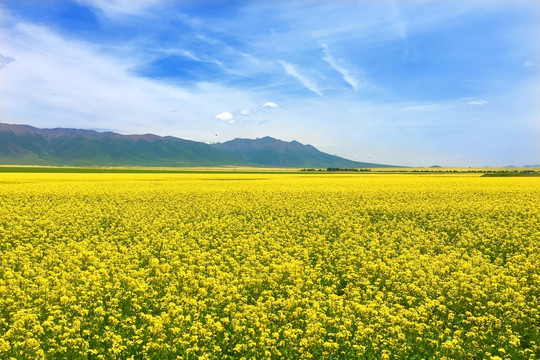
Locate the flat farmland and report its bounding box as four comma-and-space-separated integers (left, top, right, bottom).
0, 173, 538, 359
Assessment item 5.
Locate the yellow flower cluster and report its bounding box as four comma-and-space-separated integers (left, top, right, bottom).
0, 172, 538, 359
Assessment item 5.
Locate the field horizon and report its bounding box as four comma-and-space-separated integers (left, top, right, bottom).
1, 164, 539, 174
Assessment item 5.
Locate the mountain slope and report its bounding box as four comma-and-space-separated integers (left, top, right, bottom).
0, 123, 250, 166
212, 136, 394, 168
0, 123, 397, 168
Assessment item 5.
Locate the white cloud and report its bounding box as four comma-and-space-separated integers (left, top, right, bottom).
400, 104, 439, 111
226, 102, 279, 118
262, 102, 279, 109
278, 60, 323, 97
155, 48, 227, 71
215, 112, 234, 121
467, 100, 489, 106
216, 101, 279, 121
321, 44, 360, 90
75, 0, 168, 17
173, 49, 201, 62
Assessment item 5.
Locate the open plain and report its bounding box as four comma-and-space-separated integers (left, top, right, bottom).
0, 171, 538, 359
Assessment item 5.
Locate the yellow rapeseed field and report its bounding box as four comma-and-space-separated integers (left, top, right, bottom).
0, 172, 538, 359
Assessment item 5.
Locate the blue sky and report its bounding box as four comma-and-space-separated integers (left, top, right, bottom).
0, 0, 539, 166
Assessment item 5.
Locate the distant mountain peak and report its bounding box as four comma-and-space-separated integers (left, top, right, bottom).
0, 123, 247, 167
0, 122, 397, 168
212, 137, 394, 168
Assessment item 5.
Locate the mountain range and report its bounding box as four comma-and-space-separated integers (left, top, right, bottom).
0, 123, 394, 168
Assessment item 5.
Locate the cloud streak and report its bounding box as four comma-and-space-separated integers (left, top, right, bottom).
278, 60, 323, 97
75, 0, 168, 17
467, 100, 489, 106
400, 104, 439, 112
321, 44, 360, 90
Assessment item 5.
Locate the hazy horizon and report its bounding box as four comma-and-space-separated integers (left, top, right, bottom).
1, 1, 539, 167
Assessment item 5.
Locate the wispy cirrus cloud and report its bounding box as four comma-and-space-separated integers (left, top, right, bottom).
278, 60, 323, 97
155, 48, 227, 72
321, 44, 361, 90
462, 97, 489, 106
400, 104, 439, 112
75, 0, 169, 17
467, 100, 489, 106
